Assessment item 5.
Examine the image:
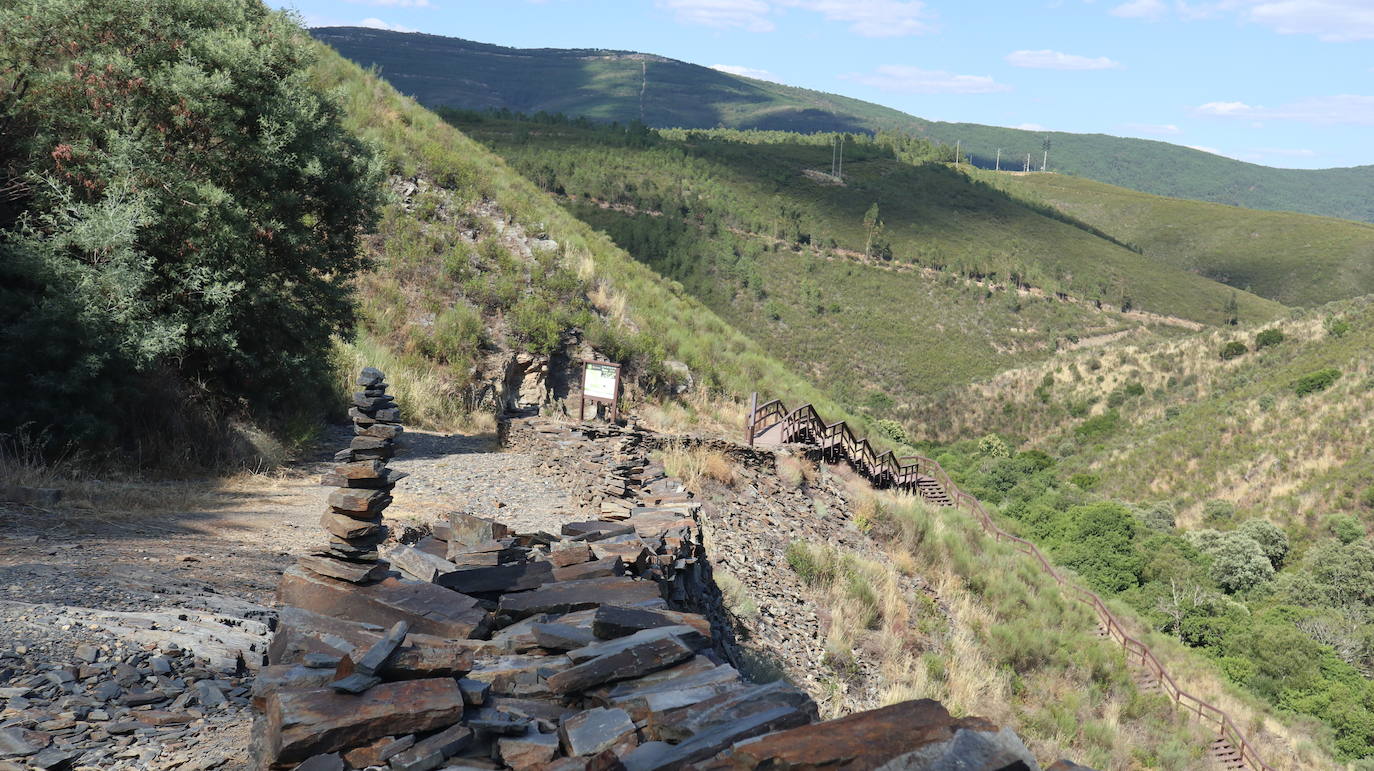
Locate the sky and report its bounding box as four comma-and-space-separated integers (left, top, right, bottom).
276, 0, 1374, 169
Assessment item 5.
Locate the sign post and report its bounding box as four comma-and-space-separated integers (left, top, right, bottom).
579, 360, 621, 423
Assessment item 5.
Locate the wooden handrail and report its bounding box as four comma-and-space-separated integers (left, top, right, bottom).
748, 397, 1276, 771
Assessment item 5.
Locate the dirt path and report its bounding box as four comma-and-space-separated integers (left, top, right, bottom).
0, 424, 578, 770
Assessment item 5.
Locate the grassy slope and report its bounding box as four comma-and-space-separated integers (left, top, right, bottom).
456, 118, 1280, 401
308, 47, 857, 432
976, 170, 1374, 308
904, 297, 1374, 531
311, 27, 1374, 224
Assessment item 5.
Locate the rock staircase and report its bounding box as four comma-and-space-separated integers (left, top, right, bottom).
745, 395, 1277, 771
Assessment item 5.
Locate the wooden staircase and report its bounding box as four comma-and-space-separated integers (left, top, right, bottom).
744, 395, 1277, 771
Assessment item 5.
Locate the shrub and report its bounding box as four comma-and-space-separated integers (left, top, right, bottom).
877, 419, 907, 445
1293, 368, 1342, 396
1200, 531, 1274, 593
1254, 328, 1285, 349
977, 434, 1010, 458
1054, 502, 1142, 592
1074, 410, 1120, 440
1219, 341, 1248, 360
1069, 473, 1100, 491
1238, 518, 1289, 568
1326, 316, 1351, 338
785, 541, 834, 586
1326, 514, 1366, 545
1203, 500, 1237, 524
1134, 501, 1176, 532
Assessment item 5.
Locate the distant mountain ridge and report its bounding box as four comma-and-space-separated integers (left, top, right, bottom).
311, 27, 1374, 223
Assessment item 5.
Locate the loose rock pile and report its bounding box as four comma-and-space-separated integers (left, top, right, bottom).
305, 368, 409, 585
0, 637, 252, 771
252, 407, 1044, 770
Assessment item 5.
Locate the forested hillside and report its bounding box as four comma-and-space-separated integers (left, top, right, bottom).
448, 112, 1282, 412
314, 26, 1374, 224
971, 170, 1374, 308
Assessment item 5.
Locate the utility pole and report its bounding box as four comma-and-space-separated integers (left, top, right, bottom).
837, 134, 844, 181
995, 148, 1001, 171
955, 140, 961, 165
1041, 150, 1048, 172
1025, 153, 1030, 172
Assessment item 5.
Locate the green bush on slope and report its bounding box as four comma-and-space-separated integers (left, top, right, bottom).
0, 0, 380, 459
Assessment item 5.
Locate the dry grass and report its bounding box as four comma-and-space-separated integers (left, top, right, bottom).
335, 336, 495, 434
658, 440, 737, 493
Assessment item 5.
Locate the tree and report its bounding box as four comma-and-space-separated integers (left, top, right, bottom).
1199, 531, 1274, 593
862, 203, 881, 256
0, 0, 381, 446
1238, 518, 1289, 568
1055, 502, 1143, 592
1224, 292, 1240, 326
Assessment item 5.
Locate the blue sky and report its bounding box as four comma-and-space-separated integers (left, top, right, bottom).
278, 0, 1374, 169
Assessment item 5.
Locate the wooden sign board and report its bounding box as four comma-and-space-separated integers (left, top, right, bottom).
579, 360, 621, 422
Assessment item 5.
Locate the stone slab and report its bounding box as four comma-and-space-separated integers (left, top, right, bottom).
278, 565, 489, 639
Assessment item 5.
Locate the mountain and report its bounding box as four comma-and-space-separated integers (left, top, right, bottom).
971, 169, 1374, 308
311, 26, 1374, 224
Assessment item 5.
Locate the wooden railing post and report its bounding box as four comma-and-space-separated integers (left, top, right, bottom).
746, 391, 758, 445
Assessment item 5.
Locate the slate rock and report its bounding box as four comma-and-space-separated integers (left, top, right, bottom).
553, 558, 627, 582
560, 522, 636, 542
320, 512, 384, 541
292, 753, 344, 771
389, 545, 462, 584
546, 634, 694, 694
0, 726, 48, 756
697, 698, 1039, 771
548, 544, 594, 568
342, 735, 415, 769
497, 576, 664, 620
531, 623, 597, 651
265, 679, 464, 764
299, 555, 386, 584
278, 566, 490, 639
560, 707, 636, 757
448, 512, 511, 547
497, 729, 559, 771
327, 488, 393, 517
387, 723, 471, 771
332, 459, 387, 480
436, 561, 554, 595
357, 367, 386, 388
457, 678, 490, 707
592, 606, 710, 640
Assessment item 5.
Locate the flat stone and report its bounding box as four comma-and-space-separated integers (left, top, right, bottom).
134, 710, 195, 726
553, 558, 627, 582
265, 679, 464, 765
559, 707, 636, 757
389, 545, 461, 584
320, 512, 384, 540
278, 566, 490, 639
496, 729, 559, 771
353, 620, 410, 678
357, 423, 405, 440
468, 709, 532, 737
548, 544, 593, 568
560, 522, 636, 542
497, 576, 664, 620
357, 367, 386, 387
320, 467, 407, 489
332, 459, 387, 480
448, 512, 511, 547
546, 634, 694, 694
652, 681, 815, 744
531, 623, 596, 651
466, 654, 573, 697
592, 606, 710, 640
0, 726, 49, 756
343, 735, 415, 769
328, 488, 393, 517
299, 555, 386, 583
621, 704, 808, 770
293, 753, 344, 771
697, 699, 1039, 771
26, 748, 76, 770
457, 678, 490, 707
387, 723, 471, 771
436, 562, 554, 595
567, 626, 708, 664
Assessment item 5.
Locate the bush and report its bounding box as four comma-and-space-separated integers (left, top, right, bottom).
1197, 531, 1274, 593
877, 419, 907, 445
0, 0, 382, 448
1074, 410, 1120, 440
785, 541, 834, 585
1326, 316, 1351, 338
1219, 341, 1248, 360
1069, 473, 1100, 491
1326, 514, 1366, 545
1254, 328, 1285, 349
977, 434, 1010, 458
1054, 502, 1142, 592
1203, 499, 1237, 525
1293, 368, 1342, 396
1238, 518, 1289, 568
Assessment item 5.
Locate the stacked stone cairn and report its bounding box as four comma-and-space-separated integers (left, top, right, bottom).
299, 367, 408, 585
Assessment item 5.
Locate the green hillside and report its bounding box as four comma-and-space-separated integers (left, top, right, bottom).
972, 170, 1374, 308
445, 114, 1283, 410
311, 26, 1374, 224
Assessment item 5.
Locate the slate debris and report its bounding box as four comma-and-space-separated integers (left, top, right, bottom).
246, 416, 1074, 771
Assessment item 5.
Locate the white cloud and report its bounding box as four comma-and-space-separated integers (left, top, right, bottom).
1119, 122, 1183, 135
1113, 1, 1374, 41
1187, 144, 1228, 156
1006, 49, 1122, 69
1110, 0, 1167, 19
656, 0, 774, 31
1016, 123, 1049, 130
1196, 95, 1374, 125
842, 65, 1011, 94
709, 64, 784, 83
358, 17, 417, 32
655, 0, 935, 36
780, 0, 935, 37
